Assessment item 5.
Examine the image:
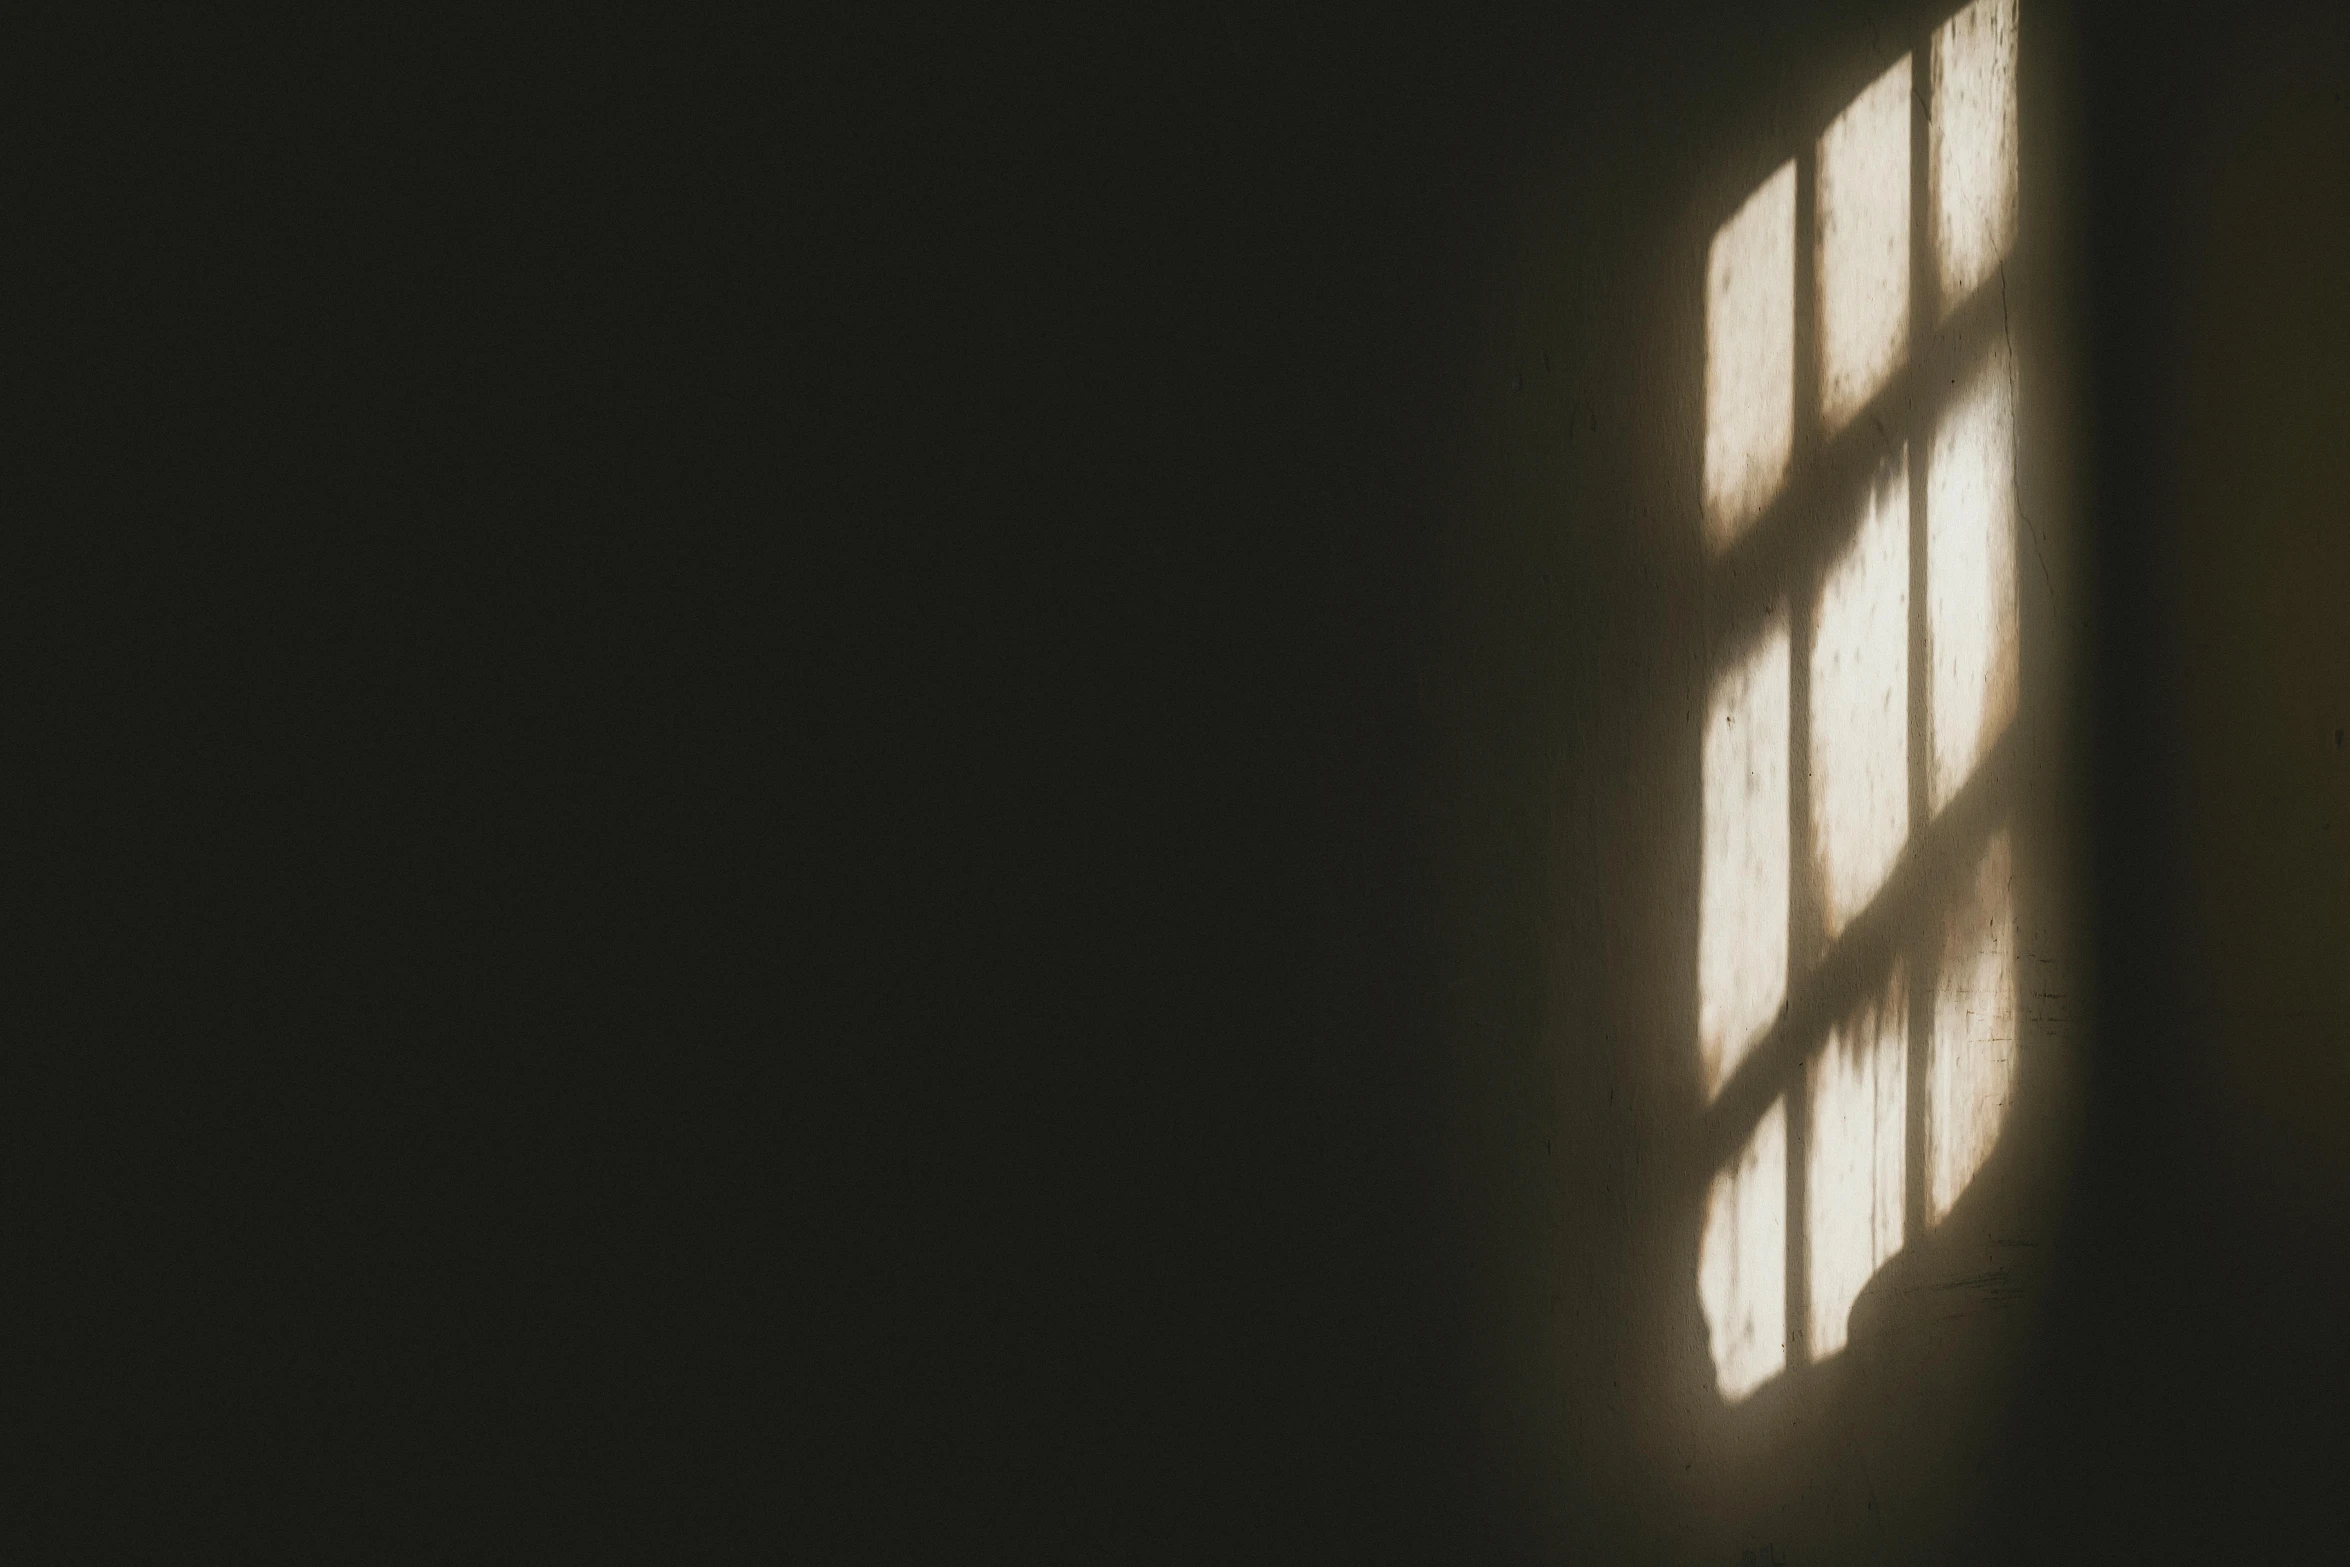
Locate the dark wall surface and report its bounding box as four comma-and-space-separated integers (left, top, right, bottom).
2054, 2, 2350, 1555
29, 0, 2347, 1554
869, 0, 2350, 1559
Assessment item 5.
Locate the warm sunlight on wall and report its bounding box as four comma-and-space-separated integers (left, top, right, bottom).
1699, 1098, 1787, 1402
1700, 608, 1791, 1100
1929, 342, 2020, 813
1817, 57, 1912, 435
1691, 0, 2022, 1403
1704, 164, 1796, 553
1807, 966, 1907, 1358
1931, 831, 2017, 1221
1812, 452, 1910, 938
1931, 0, 2019, 319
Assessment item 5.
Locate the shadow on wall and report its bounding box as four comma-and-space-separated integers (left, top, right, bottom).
1434, 0, 2080, 1558
1696, 0, 2022, 1405
1440, 0, 2350, 1557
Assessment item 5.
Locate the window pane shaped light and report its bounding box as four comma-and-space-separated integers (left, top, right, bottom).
1812, 450, 1911, 936
1704, 163, 1796, 551
1817, 57, 1912, 434
1930, 830, 2017, 1221
1700, 1096, 1787, 1400
1700, 607, 1790, 1098
1807, 965, 1907, 1358
1928, 342, 2019, 811
1932, 0, 2019, 315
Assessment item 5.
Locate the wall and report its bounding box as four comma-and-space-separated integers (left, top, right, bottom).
841, 0, 2350, 1557
55, 1, 2344, 1551
1422, 2, 2350, 1561
1431, 0, 2082, 1559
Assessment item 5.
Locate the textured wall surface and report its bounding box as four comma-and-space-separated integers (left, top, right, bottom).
824, 0, 2350, 1557
44, 0, 2348, 1551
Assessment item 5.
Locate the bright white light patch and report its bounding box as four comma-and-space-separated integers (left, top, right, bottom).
1806, 966, 1906, 1358
1928, 342, 2018, 812
1700, 607, 1789, 1099
1817, 56, 1912, 433
1932, 0, 2019, 316
1930, 830, 2016, 1222
1704, 163, 1796, 551
1700, 1095, 1786, 1401
1812, 452, 1909, 936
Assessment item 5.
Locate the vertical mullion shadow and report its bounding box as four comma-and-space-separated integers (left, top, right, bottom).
1785, 142, 1821, 1372
1904, 40, 1936, 1247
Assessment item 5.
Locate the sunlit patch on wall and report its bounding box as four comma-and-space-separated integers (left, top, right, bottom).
1928, 340, 2018, 813
1930, 830, 2016, 1222
1807, 964, 1906, 1359
1932, 0, 2019, 316
1704, 162, 1796, 552
1700, 1096, 1787, 1402
1811, 450, 1910, 938
1817, 56, 1911, 434
1681, 1, 2034, 1406
1700, 607, 1790, 1100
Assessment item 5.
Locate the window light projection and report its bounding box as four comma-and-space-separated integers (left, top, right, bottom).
1698, 606, 1790, 1101
1684, 2, 2027, 1404
1810, 450, 1910, 939
1928, 340, 2019, 812
1930, 831, 2016, 1222
1703, 163, 1796, 552
1816, 56, 1912, 434
1806, 965, 1906, 1359
1931, 0, 2020, 316
1699, 1097, 1787, 1403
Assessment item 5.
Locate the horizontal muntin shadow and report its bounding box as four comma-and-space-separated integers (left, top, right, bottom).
1703, 278, 2014, 671
1696, 716, 2019, 1187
